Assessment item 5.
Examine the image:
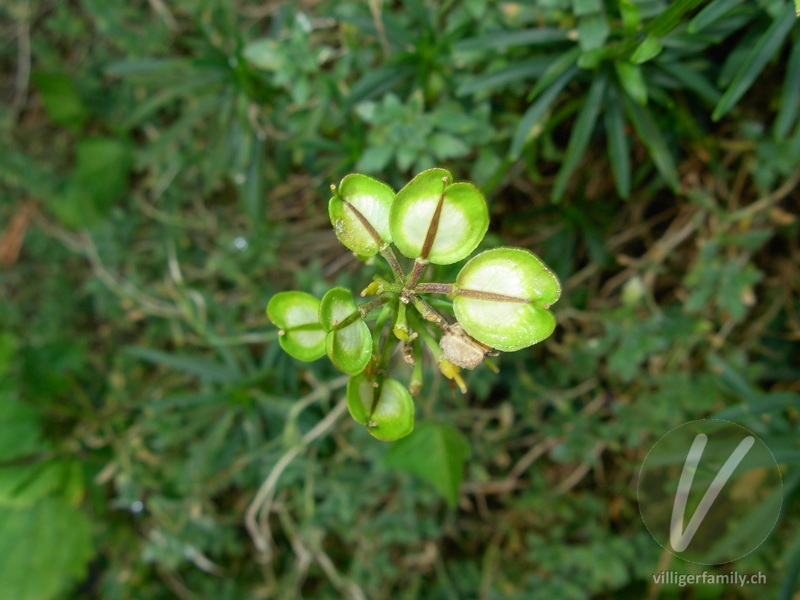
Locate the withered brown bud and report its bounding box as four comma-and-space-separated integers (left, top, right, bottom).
439, 323, 492, 370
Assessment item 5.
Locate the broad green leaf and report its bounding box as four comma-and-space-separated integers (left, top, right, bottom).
384, 421, 469, 507
0, 399, 45, 462
631, 35, 664, 63
713, 4, 797, 121
624, 97, 680, 190
0, 459, 82, 508
319, 288, 372, 375
604, 85, 631, 197
512, 63, 580, 159
31, 72, 88, 132
0, 499, 94, 600
389, 168, 489, 265
347, 374, 415, 441
620, 0, 641, 31
615, 61, 648, 105
454, 248, 561, 352
266, 292, 326, 362
553, 72, 608, 202
573, 0, 603, 16
71, 137, 133, 204
53, 137, 133, 227
355, 144, 393, 173
329, 174, 395, 256
577, 13, 610, 52
242, 39, 283, 70
429, 133, 469, 160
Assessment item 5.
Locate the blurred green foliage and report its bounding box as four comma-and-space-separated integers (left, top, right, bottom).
0, 0, 799, 599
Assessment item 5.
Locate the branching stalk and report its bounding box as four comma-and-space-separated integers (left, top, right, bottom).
414, 282, 454, 296
410, 295, 449, 331
380, 244, 405, 281
331, 295, 391, 331
405, 258, 428, 288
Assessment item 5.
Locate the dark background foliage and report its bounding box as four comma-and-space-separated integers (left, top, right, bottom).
0, 0, 799, 598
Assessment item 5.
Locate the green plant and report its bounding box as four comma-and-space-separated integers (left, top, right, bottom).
4, 0, 800, 597
455, 0, 800, 201
267, 168, 561, 440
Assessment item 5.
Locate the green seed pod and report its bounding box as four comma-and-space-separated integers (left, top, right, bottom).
329, 173, 395, 256
266, 291, 326, 362
319, 287, 372, 375
389, 168, 489, 265
453, 248, 561, 352
347, 374, 415, 441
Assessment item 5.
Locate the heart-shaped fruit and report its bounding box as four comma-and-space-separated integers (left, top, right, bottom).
266, 291, 326, 361
347, 374, 415, 441
329, 174, 394, 256
453, 248, 561, 352
389, 168, 489, 265
319, 287, 373, 374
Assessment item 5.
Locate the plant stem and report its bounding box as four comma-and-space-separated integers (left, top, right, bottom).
410, 295, 449, 331
368, 319, 400, 419
414, 282, 453, 295
380, 244, 405, 281
405, 258, 428, 288
358, 294, 392, 318
409, 311, 443, 362
371, 304, 394, 348
330, 295, 391, 331
409, 342, 423, 396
